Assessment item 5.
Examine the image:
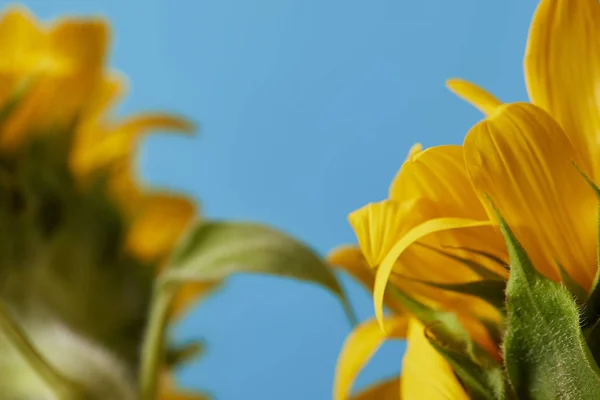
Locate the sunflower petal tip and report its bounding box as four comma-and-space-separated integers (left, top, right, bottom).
405, 142, 423, 162
445, 77, 463, 89
326, 245, 353, 264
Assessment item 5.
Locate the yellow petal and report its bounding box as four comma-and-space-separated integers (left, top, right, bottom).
0, 7, 45, 148
0, 6, 45, 73
349, 200, 414, 268
160, 392, 210, 400
327, 246, 404, 314
83, 73, 127, 125
351, 378, 401, 400
387, 143, 423, 199
72, 113, 194, 178
385, 145, 507, 323
524, 0, 600, 177
389, 145, 507, 277
127, 193, 196, 262
405, 143, 422, 162
48, 18, 109, 70
1, 16, 110, 150
390, 145, 482, 212
392, 241, 503, 329
334, 317, 408, 400
446, 78, 502, 115
116, 113, 195, 136
159, 371, 210, 400
168, 280, 220, 321
374, 217, 491, 331
389, 145, 507, 276
464, 102, 597, 289
401, 319, 468, 400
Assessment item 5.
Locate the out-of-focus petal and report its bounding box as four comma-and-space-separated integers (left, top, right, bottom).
327, 246, 404, 314
72, 113, 194, 178
168, 280, 220, 321
127, 193, 196, 262
351, 378, 400, 400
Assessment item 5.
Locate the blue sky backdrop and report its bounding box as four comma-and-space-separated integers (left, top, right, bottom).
21, 0, 537, 398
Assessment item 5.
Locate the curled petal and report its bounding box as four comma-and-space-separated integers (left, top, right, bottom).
374, 217, 491, 330
327, 246, 404, 314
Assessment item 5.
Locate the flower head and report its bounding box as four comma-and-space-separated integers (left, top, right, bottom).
0, 5, 207, 399
331, 0, 600, 398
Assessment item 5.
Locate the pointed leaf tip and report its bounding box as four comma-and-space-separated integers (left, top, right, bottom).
489, 197, 600, 398
166, 220, 356, 324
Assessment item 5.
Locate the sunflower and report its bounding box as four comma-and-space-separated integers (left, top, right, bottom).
446, 0, 600, 291
330, 0, 600, 398
0, 5, 209, 399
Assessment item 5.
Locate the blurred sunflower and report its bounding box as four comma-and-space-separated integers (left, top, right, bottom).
0, 6, 352, 400
0, 5, 211, 399
329, 0, 600, 398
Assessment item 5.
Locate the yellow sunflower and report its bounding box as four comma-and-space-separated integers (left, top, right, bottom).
330, 0, 600, 398
0, 5, 198, 267
0, 5, 209, 399
447, 0, 600, 291
333, 315, 471, 399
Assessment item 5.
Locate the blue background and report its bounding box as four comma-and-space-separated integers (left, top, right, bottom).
18, 0, 536, 398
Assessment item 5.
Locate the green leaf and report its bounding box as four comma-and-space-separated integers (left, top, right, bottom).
166, 220, 356, 324
425, 323, 506, 400
491, 198, 600, 398
0, 301, 92, 400
388, 287, 505, 399
399, 275, 506, 311
415, 242, 505, 281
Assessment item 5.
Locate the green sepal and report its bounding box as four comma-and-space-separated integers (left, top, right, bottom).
425, 322, 507, 400
388, 287, 506, 399
490, 196, 600, 398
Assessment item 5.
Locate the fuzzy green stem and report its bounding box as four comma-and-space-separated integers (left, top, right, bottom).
0, 301, 89, 399
139, 285, 175, 400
